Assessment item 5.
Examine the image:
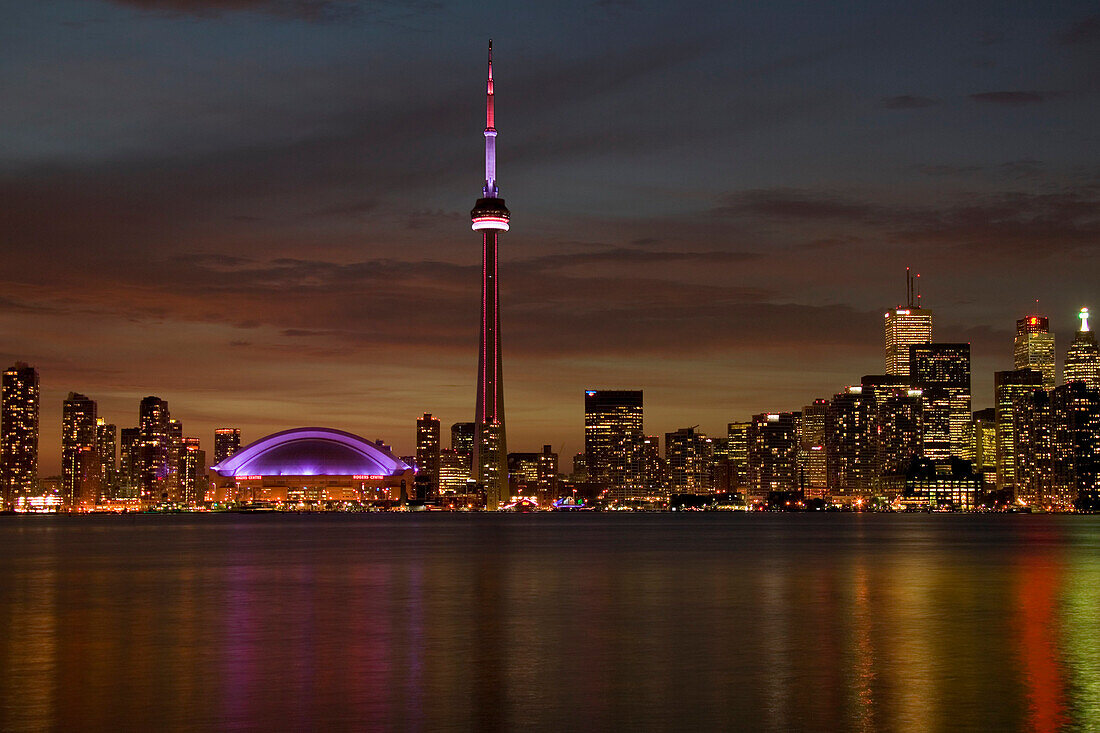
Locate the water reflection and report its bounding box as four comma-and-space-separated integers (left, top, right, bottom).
1, 515, 1100, 731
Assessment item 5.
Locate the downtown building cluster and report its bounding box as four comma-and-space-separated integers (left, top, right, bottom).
0, 377, 241, 511
459, 298, 1098, 512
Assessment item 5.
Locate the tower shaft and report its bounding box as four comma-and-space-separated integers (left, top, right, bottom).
471, 40, 510, 508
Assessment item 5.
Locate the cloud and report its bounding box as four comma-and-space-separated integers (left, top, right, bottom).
970, 91, 1059, 105
107, 0, 361, 21
712, 189, 880, 221
878, 95, 939, 109
1057, 15, 1100, 45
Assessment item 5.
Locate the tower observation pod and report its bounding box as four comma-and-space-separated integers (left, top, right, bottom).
471, 40, 510, 509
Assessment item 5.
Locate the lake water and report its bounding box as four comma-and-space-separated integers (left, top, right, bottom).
0, 513, 1098, 731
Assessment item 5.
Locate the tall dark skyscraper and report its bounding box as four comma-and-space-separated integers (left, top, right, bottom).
416, 413, 441, 496
451, 422, 474, 465
584, 390, 644, 499
213, 428, 241, 465
994, 369, 1044, 495
62, 392, 98, 510
1, 362, 39, 507
910, 342, 972, 460
471, 41, 510, 509
96, 418, 117, 502
138, 396, 170, 504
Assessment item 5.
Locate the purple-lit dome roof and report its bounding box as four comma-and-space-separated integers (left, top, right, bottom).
211, 427, 411, 478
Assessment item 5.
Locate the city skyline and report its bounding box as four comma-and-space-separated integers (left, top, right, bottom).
2, 1, 1098, 472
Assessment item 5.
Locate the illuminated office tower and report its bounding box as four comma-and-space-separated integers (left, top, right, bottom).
873, 387, 923, 489
747, 412, 800, 495
438, 449, 470, 494
1013, 387, 1055, 507
994, 369, 1044, 495
1015, 315, 1056, 389
61, 392, 98, 510
138, 396, 170, 504
800, 400, 829, 493
972, 408, 997, 488
536, 445, 559, 499
641, 435, 669, 496
884, 269, 932, 377
471, 41, 510, 508
665, 426, 713, 493
416, 413, 441, 496
119, 427, 140, 499
96, 418, 117, 502
920, 386, 952, 461
584, 390, 644, 499
1051, 382, 1100, 509
1064, 308, 1099, 390
1, 363, 39, 507
910, 343, 972, 459
166, 418, 184, 502
179, 437, 206, 506
213, 428, 241, 465
826, 386, 876, 498
451, 422, 475, 468
726, 421, 750, 488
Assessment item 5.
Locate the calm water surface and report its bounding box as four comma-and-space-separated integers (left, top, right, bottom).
1, 514, 1098, 732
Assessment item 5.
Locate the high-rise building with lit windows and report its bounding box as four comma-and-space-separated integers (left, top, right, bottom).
972, 408, 997, 488
826, 387, 876, 498
1064, 308, 1099, 390
884, 269, 932, 377
910, 343, 972, 459
180, 437, 206, 506
416, 413, 441, 496
747, 412, 799, 495
1015, 315, 1056, 389
666, 426, 713, 493
585, 390, 644, 499
1, 362, 39, 507
96, 418, 117, 502
1013, 387, 1055, 507
213, 428, 241, 465
138, 396, 171, 504
1051, 381, 1100, 509
994, 369, 1044, 495
62, 392, 98, 510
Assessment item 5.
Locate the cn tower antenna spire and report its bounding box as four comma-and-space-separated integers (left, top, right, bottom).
483, 40, 498, 198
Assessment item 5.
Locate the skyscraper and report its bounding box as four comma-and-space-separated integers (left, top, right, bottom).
910, 343, 972, 459
1064, 308, 1099, 390
1013, 387, 1055, 508
119, 427, 141, 500
471, 42, 510, 509
584, 390, 644, 499
665, 426, 713, 493
451, 422, 474, 466
96, 418, 117, 502
179, 437, 206, 506
62, 392, 97, 510
213, 428, 241, 465
884, 269, 932, 377
1015, 314, 1056, 389
1, 363, 39, 507
138, 396, 170, 504
416, 413, 441, 497
994, 369, 1044, 495
1051, 381, 1100, 509
826, 386, 876, 498
972, 408, 997, 488
747, 412, 800, 496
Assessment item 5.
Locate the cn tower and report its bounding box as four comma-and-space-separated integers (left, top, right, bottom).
471, 40, 510, 509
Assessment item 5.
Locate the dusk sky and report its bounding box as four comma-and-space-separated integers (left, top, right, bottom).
3, 0, 1098, 472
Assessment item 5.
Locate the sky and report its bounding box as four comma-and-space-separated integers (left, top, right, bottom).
1, 0, 1098, 472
